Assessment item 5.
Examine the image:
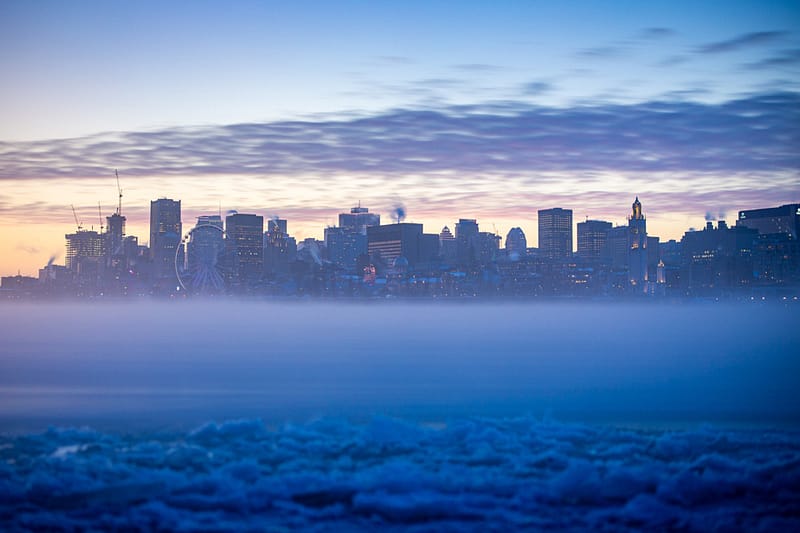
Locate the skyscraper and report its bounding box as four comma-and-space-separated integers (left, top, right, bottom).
324, 205, 379, 272
339, 205, 380, 234
325, 226, 367, 272
264, 217, 296, 275
225, 213, 264, 288
505, 227, 527, 259
455, 218, 479, 266
149, 198, 182, 280
628, 197, 648, 286
367, 223, 423, 268
439, 226, 457, 265
65, 230, 105, 271
577, 219, 612, 261
105, 212, 126, 260
538, 208, 573, 259
737, 204, 800, 239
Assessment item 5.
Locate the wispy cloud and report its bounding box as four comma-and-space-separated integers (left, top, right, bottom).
520, 81, 553, 96
373, 55, 415, 65
744, 48, 800, 69
0, 93, 797, 182
695, 31, 788, 54
15, 243, 40, 255
656, 55, 690, 67
638, 27, 676, 40
577, 45, 628, 59
451, 63, 505, 73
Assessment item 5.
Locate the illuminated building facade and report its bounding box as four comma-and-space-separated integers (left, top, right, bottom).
628, 197, 648, 286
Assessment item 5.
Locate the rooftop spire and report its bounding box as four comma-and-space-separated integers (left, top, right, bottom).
632, 196, 643, 220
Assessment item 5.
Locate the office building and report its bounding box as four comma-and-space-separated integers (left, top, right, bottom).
538, 208, 573, 259
627, 197, 648, 286
577, 219, 612, 261
367, 223, 423, 268
477, 232, 502, 264
225, 213, 264, 287
65, 230, 105, 271
339, 205, 380, 234
737, 204, 800, 239
455, 218, 480, 266
325, 226, 367, 272
149, 198, 182, 280
105, 212, 126, 260
439, 226, 457, 264
505, 227, 527, 259
265, 218, 296, 275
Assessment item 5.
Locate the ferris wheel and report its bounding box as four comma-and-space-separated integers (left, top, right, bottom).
174, 223, 230, 295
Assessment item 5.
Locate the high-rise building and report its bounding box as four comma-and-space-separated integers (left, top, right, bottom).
325, 226, 367, 272
680, 220, 758, 293
628, 197, 648, 286
264, 218, 296, 275
455, 218, 480, 266
607, 226, 629, 270
267, 218, 288, 236
339, 205, 380, 234
577, 220, 611, 261
737, 204, 800, 239
477, 232, 502, 264
225, 213, 264, 288
367, 223, 423, 268
149, 198, 182, 280
538, 208, 573, 259
439, 226, 457, 265
505, 227, 527, 259
324, 205, 380, 272
65, 230, 105, 271
105, 212, 126, 260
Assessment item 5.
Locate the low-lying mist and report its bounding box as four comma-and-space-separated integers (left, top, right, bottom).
1, 301, 798, 431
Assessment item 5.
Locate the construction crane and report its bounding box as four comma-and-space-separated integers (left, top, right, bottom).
71, 204, 83, 231
115, 169, 123, 216
98, 202, 104, 233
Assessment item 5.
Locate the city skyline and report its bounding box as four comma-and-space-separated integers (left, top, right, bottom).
1, 1, 799, 275
0, 189, 789, 277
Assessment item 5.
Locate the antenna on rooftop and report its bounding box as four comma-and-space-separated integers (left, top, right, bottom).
115, 169, 123, 216
98, 202, 104, 233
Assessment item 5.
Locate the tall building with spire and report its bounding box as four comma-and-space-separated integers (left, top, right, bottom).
628, 197, 648, 287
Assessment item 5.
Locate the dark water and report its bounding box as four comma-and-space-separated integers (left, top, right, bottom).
1, 301, 798, 530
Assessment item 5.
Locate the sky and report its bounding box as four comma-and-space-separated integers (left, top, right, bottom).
1, 0, 799, 276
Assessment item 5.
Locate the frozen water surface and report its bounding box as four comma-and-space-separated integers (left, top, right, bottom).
0, 301, 798, 530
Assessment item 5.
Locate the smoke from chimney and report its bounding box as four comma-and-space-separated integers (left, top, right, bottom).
392, 204, 407, 224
